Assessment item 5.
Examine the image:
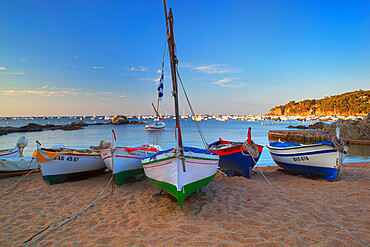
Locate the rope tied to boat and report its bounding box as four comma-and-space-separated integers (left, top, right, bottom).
242, 140, 259, 159
332, 135, 345, 152
162, 148, 185, 160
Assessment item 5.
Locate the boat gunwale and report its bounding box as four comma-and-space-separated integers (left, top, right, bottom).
266, 142, 347, 151
142, 154, 220, 166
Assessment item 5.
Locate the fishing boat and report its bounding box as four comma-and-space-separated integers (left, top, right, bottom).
208, 128, 263, 178
142, 1, 219, 210
34, 142, 106, 185
0, 136, 39, 174
146, 66, 166, 131
100, 130, 161, 185
267, 127, 348, 180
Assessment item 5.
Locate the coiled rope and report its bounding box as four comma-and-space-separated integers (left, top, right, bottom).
162, 148, 185, 161
255, 164, 368, 246
332, 135, 345, 152
0, 157, 39, 199
25, 174, 114, 247
241, 140, 259, 159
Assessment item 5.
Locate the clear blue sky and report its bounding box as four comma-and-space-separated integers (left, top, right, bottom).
1, 0, 369, 117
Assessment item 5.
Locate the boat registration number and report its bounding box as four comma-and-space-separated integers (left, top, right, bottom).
293, 156, 309, 162
54, 155, 80, 162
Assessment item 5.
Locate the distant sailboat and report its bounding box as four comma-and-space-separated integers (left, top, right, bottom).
146, 52, 166, 131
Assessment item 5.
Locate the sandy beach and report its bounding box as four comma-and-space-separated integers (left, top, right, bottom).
0, 162, 368, 246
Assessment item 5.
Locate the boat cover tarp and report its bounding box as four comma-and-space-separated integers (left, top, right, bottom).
33, 150, 62, 162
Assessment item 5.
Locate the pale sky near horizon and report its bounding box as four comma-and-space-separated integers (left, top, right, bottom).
1, 0, 369, 117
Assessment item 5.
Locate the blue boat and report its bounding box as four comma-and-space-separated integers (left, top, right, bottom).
208, 128, 263, 178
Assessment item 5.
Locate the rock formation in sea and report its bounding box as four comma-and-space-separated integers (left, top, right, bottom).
109, 115, 129, 125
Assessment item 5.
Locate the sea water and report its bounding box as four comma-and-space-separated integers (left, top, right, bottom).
0, 117, 368, 165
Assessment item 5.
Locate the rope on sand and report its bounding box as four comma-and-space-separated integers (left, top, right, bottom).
256, 165, 369, 246
0, 157, 39, 198
25, 174, 114, 247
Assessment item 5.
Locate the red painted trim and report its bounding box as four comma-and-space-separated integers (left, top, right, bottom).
185, 161, 218, 166
212, 144, 263, 156
0, 149, 18, 156
116, 155, 142, 160
102, 155, 112, 160
112, 129, 117, 142
143, 161, 172, 169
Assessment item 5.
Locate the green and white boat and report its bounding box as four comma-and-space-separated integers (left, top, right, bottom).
100, 131, 161, 185
142, 0, 219, 210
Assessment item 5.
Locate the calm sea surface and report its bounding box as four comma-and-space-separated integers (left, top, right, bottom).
0, 117, 368, 165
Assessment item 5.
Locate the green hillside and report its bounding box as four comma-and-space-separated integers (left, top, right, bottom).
267, 90, 370, 116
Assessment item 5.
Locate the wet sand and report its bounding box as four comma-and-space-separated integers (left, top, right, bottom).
0, 162, 369, 246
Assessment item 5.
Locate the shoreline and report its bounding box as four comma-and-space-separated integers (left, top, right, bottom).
0, 162, 368, 246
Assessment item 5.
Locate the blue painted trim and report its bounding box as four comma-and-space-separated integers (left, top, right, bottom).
274, 160, 340, 180
270, 149, 337, 157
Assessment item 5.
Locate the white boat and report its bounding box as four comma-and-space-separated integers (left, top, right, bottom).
0, 136, 39, 174
0, 147, 20, 159
100, 131, 161, 185
267, 128, 348, 180
145, 118, 165, 130
34, 143, 106, 185
142, 1, 219, 210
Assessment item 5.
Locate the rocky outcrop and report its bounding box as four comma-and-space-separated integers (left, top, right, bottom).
0, 115, 145, 136
109, 115, 129, 125
71, 120, 88, 126
273, 112, 370, 145
0, 123, 83, 136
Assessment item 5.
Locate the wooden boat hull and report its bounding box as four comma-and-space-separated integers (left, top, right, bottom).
35, 149, 106, 185
267, 141, 349, 180
142, 147, 219, 209
100, 144, 160, 185
209, 140, 263, 178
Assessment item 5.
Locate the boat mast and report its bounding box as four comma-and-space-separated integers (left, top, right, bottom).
163, 0, 185, 170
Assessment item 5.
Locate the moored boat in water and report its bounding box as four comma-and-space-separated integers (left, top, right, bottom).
34, 142, 106, 185
145, 118, 165, 130
209, 128, 263, 178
